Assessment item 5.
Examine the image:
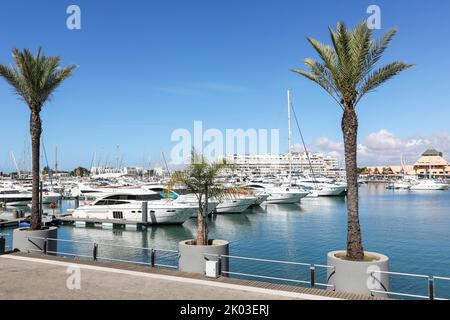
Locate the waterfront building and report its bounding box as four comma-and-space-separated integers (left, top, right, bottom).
221, 152, 341, 176
413, 149, 450, 176
362, 148, 450, 178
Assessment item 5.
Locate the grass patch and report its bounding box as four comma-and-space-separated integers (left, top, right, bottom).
335, 252, 380, 262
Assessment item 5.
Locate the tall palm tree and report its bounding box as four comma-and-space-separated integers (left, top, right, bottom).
166, 150, 237, 245
292, 22, 413, 260
0, 48, 76, 230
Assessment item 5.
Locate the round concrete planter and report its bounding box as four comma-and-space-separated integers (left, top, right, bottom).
12, 227, 58, 255
179, 239, 229, 275
327, 250, 389, 298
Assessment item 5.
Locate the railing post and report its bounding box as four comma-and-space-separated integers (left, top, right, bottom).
43, 239, 47, 255
151, 249, 156, 267
310, 265, 316, 288
428, 278, 435, 301
218, 255, 222, 276
0, 235, 5, 255
93, 243, 98, 261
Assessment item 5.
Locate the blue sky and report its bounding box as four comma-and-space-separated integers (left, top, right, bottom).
1, 0, 449, 171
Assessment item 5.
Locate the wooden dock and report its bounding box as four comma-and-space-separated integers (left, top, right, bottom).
0, 219, 23, 229
54, 216, 148, 230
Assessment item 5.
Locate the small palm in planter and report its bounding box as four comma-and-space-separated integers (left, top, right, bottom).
292, 21, 412, 295
166, 150, 243, 275
0, 48, 75, 252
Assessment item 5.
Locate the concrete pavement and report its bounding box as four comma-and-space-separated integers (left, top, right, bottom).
0, 254, 321, 300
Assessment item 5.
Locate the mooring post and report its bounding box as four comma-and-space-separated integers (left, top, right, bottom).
74, 196, 80, 209
428, 278, 435, 300
142, 201, 148, 224
310, 265, 316, 288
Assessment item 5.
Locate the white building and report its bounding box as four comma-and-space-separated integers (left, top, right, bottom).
221, 152, 340, 176
90, 166, 145, 178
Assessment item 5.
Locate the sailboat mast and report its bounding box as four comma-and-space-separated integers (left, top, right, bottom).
287, 90, 292, 182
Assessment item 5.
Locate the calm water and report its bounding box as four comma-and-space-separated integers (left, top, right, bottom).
1, 183, 450, 299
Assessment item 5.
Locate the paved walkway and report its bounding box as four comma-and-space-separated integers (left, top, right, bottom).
0, 254, 321, 300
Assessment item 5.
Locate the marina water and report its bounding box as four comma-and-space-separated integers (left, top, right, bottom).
2, 183, 449, 299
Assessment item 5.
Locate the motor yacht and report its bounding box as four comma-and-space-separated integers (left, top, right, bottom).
410, 179, 449, 191
70, 190, 195, 225
247, 183, 308, 204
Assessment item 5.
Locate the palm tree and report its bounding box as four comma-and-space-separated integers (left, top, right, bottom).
0, 48, 76, 230
166, 150, 237, 245
292, 22, 413, 260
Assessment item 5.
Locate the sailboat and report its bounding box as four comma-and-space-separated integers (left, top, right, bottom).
286, 90, 347, 197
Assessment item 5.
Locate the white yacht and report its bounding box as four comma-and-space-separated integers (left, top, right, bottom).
294, 178, 347, 197
70, 191, 195, 225
214, 195, 255, 213
141, 185, 220, 215
247, 183, 308, 204
0, 188, 32, 206
410, 179, 449, 191
386, 181, 411, 190
0, 187, 61, 206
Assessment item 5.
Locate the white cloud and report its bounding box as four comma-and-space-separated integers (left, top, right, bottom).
314, 130, 450, 166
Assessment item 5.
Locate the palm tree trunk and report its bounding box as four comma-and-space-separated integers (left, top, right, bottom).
197, 199, 205, 245
30, 109, 42, 230
204, 192, 209, 245
342, 107, 364, 260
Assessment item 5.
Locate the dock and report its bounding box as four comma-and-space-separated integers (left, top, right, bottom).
0, 219, 23, 229
0, 252, 384, 300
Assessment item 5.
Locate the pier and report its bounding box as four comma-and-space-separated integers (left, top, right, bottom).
0, 252, 383, 300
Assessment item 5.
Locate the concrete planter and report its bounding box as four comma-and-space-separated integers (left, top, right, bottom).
327, 250, 389, 298
179, 239, 229, 275
12, 227, 58, 255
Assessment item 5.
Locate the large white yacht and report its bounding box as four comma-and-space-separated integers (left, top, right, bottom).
70, 190, 195, 225
247, 183, 309, 204
294, 177, 347, 197
410, 179, 449, 191
214, 195, 255, 213
0, 187, 61, 206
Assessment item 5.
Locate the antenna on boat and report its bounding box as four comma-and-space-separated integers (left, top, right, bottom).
289, 93, 319, 189
161, 151, 170, 176
10, 151, 20, 178
287, 90, 292, 183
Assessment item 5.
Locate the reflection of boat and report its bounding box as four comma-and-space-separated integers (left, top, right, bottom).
71, 191, 195, 225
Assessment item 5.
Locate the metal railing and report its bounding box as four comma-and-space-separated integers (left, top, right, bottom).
370, 270, 450, 300
203, 253, 335, 289
24, 236, 179, 269
4, 234, 450, 300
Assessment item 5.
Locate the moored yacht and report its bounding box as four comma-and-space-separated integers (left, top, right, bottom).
294, 178, 347, 197
247, 183, 308, 204
410, 179, 449, 191
70, 191, 195, 225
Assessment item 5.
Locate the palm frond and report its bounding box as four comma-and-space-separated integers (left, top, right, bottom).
356, 61, 414, 104
0, 48, 76, 110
